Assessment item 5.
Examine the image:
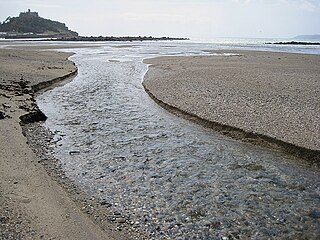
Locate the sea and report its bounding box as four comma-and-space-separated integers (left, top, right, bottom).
12, 38, 320, 239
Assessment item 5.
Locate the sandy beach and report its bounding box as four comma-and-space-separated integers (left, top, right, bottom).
143, 50, 320, 161
1, 45, 319, 239
0, 48, 136, 239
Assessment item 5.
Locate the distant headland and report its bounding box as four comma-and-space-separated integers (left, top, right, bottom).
0, 9, 78, 38
266, 34, 320, 46
267, 41, 320, 46
48, 36, 189, 42
0, 10, 189, 41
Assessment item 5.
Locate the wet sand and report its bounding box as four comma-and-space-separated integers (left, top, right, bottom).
143, 50, 320, 160
0, 48, 128, 239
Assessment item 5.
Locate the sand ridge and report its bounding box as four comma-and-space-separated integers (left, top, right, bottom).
143, 50, 320, 157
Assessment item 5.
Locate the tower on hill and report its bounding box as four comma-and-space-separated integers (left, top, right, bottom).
0, 9, 78, 38
19, 9, 39, 18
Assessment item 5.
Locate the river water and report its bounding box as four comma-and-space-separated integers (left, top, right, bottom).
36, 41, 320, 239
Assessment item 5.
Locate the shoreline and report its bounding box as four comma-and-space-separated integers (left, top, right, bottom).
1, 45, 319, 238
143, 86, 319, 164
143, 50, 320, 164
267, 41, 320, 45
22, 122, 150, 240
0, 48, 146, 239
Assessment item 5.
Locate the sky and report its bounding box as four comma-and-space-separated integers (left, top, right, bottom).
1, 0, 320, 39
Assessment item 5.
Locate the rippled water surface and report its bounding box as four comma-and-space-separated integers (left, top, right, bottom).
37, 42, 320, 239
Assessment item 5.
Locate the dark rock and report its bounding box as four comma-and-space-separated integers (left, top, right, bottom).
100, 201, 112, 207
18, 80, 30, 89
0, 111, 5, 119
19, 109, 47, 124
19, 105, 30, 111
22, 88, 30, 94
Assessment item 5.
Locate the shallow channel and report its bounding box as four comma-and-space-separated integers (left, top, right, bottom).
37, 42, 320, 239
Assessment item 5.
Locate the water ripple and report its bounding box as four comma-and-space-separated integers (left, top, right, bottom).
37, 42, 320, 239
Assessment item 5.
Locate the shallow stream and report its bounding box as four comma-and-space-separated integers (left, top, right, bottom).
37, 42, 320, 239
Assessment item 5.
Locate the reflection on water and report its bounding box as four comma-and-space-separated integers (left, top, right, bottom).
37, 42, 320, 239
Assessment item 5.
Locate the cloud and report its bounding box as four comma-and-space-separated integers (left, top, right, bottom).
231, 0, 251, 5
232, 0, 320, 10
298, 0, 320, 11
276, 0, 320, 11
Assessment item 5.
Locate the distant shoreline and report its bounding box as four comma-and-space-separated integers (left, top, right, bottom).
2, 35, 189, 42
267, 41, 320, 45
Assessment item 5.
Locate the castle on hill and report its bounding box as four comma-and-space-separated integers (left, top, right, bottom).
0, 9, 78, 39
19, 9, 39, 18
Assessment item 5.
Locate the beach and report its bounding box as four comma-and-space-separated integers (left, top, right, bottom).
1, 44, 319, 239
0, 48, 143, 239
143, 50, 320, 160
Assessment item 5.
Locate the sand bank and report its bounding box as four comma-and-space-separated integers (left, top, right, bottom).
143, 50, 320, 160
0, 48, 117, 239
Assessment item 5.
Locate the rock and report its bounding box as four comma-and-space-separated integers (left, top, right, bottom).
0, 111, 5, 119
19, 109, 47, 124
17, 80, 30, 89
19, 105, 30, 111
22, 88, 30, 94
113, 211, 121, 216
69, 151, 80, 155
100, 201, 112, 207
117, 218, 126, 224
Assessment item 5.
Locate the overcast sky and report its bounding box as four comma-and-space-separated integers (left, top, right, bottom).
1, 0, 320, 39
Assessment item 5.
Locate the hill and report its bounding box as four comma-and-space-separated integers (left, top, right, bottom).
0, 9, 78, 38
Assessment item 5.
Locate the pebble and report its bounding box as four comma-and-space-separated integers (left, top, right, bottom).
69, 151, 80, 155
117, 218, 126, 224
0, 216, 9, 224
100, 201, 112, 207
